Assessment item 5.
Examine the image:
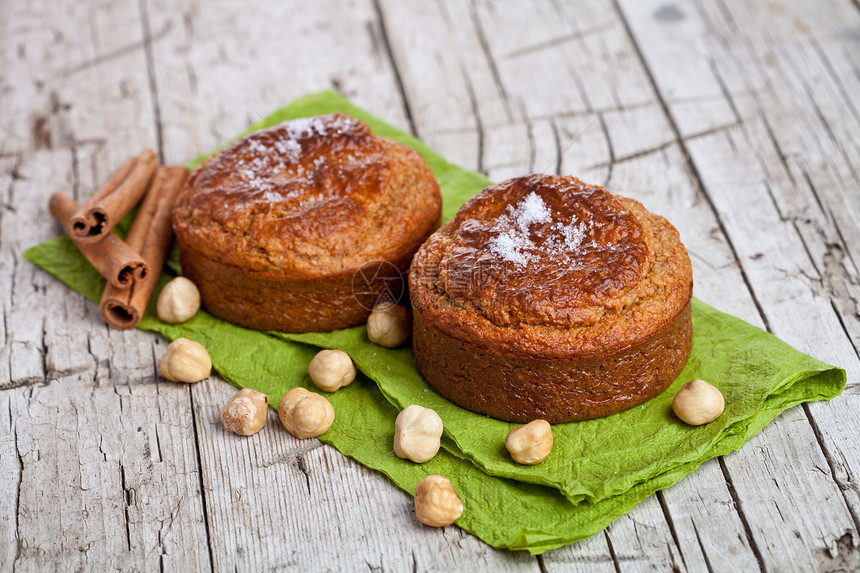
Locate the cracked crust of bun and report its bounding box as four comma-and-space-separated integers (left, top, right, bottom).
409, 174, 692, 423
173, 113, 441, 332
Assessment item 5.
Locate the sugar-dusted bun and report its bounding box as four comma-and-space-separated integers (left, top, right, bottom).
173, 113, 441, 332
409, 174, 693, 423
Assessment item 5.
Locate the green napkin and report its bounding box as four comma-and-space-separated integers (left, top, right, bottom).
24, 91, 845, 554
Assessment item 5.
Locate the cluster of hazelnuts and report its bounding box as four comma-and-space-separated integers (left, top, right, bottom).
154, 276, 726, 530
153, 278, 468, 527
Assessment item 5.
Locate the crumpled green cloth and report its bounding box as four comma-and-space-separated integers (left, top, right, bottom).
24, 91, 845, 554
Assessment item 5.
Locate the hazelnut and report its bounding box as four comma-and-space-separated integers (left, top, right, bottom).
672, 379, 725, 425
367, 302, 411, 348
279, 387, 335, 439
156, 277, 201, 323
393, 405, 443, 463
505, 419, 553, 465
160, 338, 211, 383
414, 475, 463, 527
221, 388, 269, 436
308, 349, 356, 392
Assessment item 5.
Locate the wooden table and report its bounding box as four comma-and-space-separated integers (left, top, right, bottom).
2, 0, 858, 570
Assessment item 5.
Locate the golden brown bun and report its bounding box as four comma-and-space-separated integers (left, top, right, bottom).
409, 174, 693, 423
173, 113, 441, 332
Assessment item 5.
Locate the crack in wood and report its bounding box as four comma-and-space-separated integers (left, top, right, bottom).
120, 463, 133, 551
468, 1, 514, 123
831, 298, 860, 363
13, 410, 24, 566
136, 0, 165, 164
296, 453, 312, 494
55, 21, 172, 79
154, 424, 163, 463
682, 121, 742, 143
459, 66, 484, 175
691, 520, 716, 573
603, 530, 622, 573
706, 55, 742, 126
717, 457, 767, 572
371, 0, 417, 138
597, 114, 615, 188
657, 490, 687, 571
549, 120, 561, 175
582, 139, 675, 172
187, 386, 215, 573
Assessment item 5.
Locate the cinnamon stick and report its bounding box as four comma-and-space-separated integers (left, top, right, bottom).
49, 191, 149, 288
70, 150, 158, 244
100, 165, 190, 330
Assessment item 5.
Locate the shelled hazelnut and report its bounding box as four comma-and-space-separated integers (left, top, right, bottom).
672, 379, 725, 425
308, 349, 356, 392
156, 277, 201, 323
414, 475, 463, 527
221, 388, 269, 436
279, 387, 335, 439
393, 405, 443, 463
160, 338, 211, 383
367, 302, 411, 348
505, 419, 553, 465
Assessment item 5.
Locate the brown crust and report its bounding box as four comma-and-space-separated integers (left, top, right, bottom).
413, 302, 692, 423
173, 114, 441, 332
409, 174, 693, 423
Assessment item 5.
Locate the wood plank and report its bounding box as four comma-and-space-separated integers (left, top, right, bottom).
616, 0, 860, 570
376, 0, 767, 570
657, 460, 760, 572
3, 0, 858, 569
143, 0, 410, 164
188, 375, 540, 571
1, 150, 212, 571
0, 1, 212, 569
0, 390, 20, 571
140, 0, 541, 567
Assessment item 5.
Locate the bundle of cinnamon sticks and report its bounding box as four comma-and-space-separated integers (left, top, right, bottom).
49, 149, 190, 330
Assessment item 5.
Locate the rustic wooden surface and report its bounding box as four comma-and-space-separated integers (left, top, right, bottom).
1, 0, 858, 570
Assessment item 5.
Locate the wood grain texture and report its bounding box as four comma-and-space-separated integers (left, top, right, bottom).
617, 1, 860, 570
1, 0, 858, 570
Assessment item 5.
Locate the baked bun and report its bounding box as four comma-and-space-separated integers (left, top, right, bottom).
409, 174, 693, 423
173, 113, 441, 332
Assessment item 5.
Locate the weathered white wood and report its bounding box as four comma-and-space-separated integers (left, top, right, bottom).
140, 0, 542, 568
144, 0, 410, 165
619, 0, 860, 365
683, 125, 860, 570
0, 391, 20, 571
658, 459, 761, 572
376, 1, 756, 570
725, 407, 859, 571
540, 533, 617, 573
0, 152, 211, 570
0, 1, 212, 570
618, 1, 860, 570
189, 375, 540, 571
3, 0, 860, 569
604, 495, 686, 572
0, 151, 64, 389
